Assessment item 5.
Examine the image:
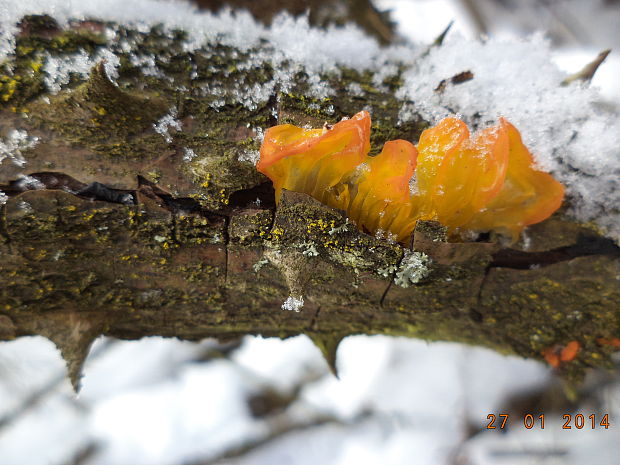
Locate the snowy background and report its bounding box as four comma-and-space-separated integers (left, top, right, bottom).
1, 0, 619, 464
2, 335, 620, 465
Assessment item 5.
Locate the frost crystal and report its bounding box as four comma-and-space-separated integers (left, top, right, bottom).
182, 147, 197, 162
0, 191, 7, 205
238, 126, 264, 163
374, 228, 397, 243
0, 130, 39, 168
346, 82, 364, 96
238, 150, 260, 165
43, 49, 119, 94
282, 296, 304, 312
394, 251, 431, 288
408, 173, 419, 196
15, 175, 45, 190
129, 54, 167, 78
154, 107, 182, 143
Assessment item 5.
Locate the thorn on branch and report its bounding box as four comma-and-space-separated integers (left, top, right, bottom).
561, 49, 611, 86
433, 20, 454, 47
435, 70, 474, 93
421, 21, 454, 58
308, 332, 346, 378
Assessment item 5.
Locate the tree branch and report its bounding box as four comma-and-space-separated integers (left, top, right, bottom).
0, 15, 619, 388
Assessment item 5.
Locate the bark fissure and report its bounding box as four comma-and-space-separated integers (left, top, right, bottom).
489, 235, 620, 269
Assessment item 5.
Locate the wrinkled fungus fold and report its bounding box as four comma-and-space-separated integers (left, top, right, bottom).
257, 111, 564, 243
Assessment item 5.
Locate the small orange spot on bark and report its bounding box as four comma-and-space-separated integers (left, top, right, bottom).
560, 340, 580, 362
542, 347, 561, 368
542, 340, 580, 368
597, 338, 620, 347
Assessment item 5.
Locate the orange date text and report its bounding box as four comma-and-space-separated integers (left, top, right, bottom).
486, 413, 610, 430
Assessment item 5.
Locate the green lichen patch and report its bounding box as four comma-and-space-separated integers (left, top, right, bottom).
229, 209, 274, 246
157, 99, 271, 209
30, 62, 170, 157
0, 189, 230, 328
176, 212, 227, 245
0, 60, 45, 111
1, 15, 109, 110
16, 15, 108, 55
273, 190, 403, 277
479, 256, 620, 381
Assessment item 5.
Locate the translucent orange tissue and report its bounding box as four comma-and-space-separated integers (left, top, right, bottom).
256, 111, 564, 244
461, 119, 565, 240
415, 117, 509, 230
257, 111, 371, 208
346, 139, 418, 242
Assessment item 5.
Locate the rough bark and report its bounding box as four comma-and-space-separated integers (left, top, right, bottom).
1, 15, 619, 388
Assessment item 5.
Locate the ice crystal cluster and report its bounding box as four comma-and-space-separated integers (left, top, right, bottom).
282, 296, 304, 312
0, 0, 618, 240
43, 49, 120, 94
0, 129, 39, 168
153, 107, 182, 144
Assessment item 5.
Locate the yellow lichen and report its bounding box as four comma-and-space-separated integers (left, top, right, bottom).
1, 75, 20, 102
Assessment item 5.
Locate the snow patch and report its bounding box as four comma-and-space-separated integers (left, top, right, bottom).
43, 49, 119, 94
282, 295, 304, 312
0, 129, 39, 168
182, 147, 197, 162
153, 107, 182, 143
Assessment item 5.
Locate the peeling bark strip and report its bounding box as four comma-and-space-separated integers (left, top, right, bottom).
0, 16, 619, 387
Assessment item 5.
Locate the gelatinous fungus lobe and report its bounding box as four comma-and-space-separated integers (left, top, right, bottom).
257, 111, 371, 209
543, 340, 581, 368
257, 110, 418, 240
345, 139, 418, 242
415, 117, 509, 231
462, 118, 565, 240
257, 111, 565, 243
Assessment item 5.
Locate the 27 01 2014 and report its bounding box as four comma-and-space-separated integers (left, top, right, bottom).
486, 413, 610, 430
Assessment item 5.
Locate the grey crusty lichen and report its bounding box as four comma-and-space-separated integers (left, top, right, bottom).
394, 250, 431, 287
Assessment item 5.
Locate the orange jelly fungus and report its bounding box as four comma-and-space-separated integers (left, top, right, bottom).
257, 111, 564, 243
542, 348, 561, 368
560, 340, 581, 362
542, 341, 581, 368
597, 338, 620, 348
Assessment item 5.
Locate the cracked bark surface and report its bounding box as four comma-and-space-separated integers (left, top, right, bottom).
1, 15, 619, 388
